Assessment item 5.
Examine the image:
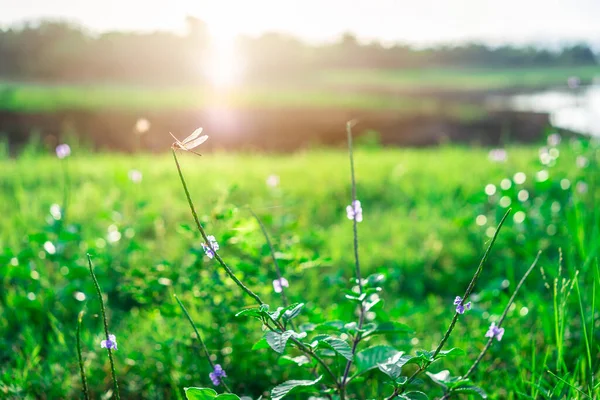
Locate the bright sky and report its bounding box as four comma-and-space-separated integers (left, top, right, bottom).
2, 0, 600, 46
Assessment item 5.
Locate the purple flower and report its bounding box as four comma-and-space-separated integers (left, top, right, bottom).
209, 364, 227, 386
346, 200, 363, 222
55, 144, 71, 159
201, 235, 219, 259
273, 277, 289, 293
453, 296, 471, 314
485, 322, 505, 341
100, 334, 118, 350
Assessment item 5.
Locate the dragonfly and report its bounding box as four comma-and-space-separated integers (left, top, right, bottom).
170, 128, 209, 156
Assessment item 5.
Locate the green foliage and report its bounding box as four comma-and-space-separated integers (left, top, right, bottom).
184, 387, 241, 400
0, 138, 598, 399
270, 376, 322, 400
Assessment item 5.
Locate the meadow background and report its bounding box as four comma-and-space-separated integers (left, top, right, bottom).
1, 3, 600, 400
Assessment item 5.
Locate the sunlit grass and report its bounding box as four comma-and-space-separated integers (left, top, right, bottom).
0, 143, 597, 398
319, 66, 600, 91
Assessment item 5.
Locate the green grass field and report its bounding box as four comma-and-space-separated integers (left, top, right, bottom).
0, 66, 596, 113
319, 66, 600, 91
1, 139, 599, 399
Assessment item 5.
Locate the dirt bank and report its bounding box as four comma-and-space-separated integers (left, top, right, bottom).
0, 108, 550, 152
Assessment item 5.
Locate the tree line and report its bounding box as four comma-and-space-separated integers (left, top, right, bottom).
0, 18, 597, 85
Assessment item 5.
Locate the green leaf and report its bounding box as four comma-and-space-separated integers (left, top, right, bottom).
434, 348, 465, 360
355, 346, 400, 376
378, 352, 423, 380
314, 320, 345, 332
252, 338, 270, 351
235, 307, 265, 320
378, 361, 402, 380
452, 386, 488, 398
312, 336, 353, 361
282, 303, 304, 321
364, 297, 383, 312
426, 370, 451, 388
271, 376, 322, 400
401, 391, 429, 400
266, 330, 306, 354
184, 387, 217, 400
268, 307, 286, 320
364, 273, 386, 287
278, 355, 311, 367
215, 395, 241, 400
363, 321, 413, 337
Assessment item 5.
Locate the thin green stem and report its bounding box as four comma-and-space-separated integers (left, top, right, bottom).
546, 370, 591, 399
76, 310, 90, 400
389, 209, 511, 399
57, 157, 70, 239
87, 254, 120, 399
248, 208, 290, 309
432, 208, 511, 360
340, 122, 365, 400
463, 251, 541, 380
172, 149, 264, 306
172, 149, 339, 389
346, 121, 362, 295
175, 294, 232, 393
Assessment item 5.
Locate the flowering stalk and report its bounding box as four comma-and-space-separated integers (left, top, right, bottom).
172, 149, 340, 388
174, 294, 232, 393
76, 310, 90, 400
464, 251, 542, 379
56, 145, 71, 238
340, 121, 365, 400
438, 251, 542, 400
87, 254, 120, 399
386, 209, 511, 399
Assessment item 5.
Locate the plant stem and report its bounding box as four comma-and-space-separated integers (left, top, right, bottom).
87, 254, 120, 399
175, 294, 232, 393
464, 251, 541, 379
76, 310, 90, 400
248, 208, 290, 309
57, 157, 70, 239
340, 121, 365, 399
389, 209, 511, 399
440, 251, 542, 400
432, 208, 511, 360
172, 150, 264, 306
172, 149, 339, 388
346, 121, 363, 295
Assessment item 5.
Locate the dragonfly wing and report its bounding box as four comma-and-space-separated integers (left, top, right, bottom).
182, 135, 209, 150
182, 127, 204, 145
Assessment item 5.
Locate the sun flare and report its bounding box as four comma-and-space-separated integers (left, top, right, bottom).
203, 10, 244, 88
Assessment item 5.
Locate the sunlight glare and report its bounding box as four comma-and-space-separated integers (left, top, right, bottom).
204, 20, 244, 88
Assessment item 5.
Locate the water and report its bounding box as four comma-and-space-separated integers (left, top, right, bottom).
491, 84, 600, 137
